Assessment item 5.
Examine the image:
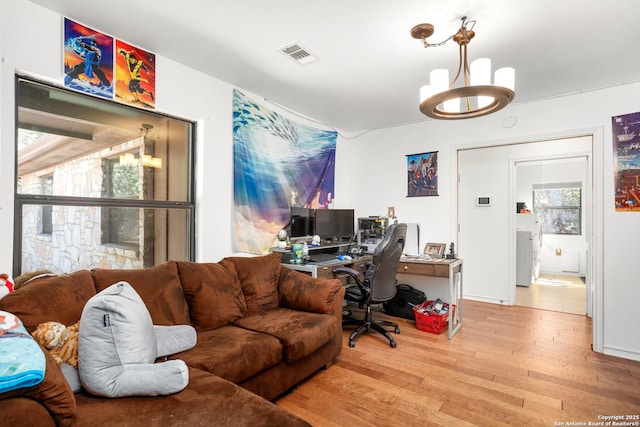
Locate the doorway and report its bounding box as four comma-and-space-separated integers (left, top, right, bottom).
514, 156, 589, 315
457, 135, 593, 314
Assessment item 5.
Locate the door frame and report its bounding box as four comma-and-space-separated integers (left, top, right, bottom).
453, 126, 604, 353
508, 152, 592, 316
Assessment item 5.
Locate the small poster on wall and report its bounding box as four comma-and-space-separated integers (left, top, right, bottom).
612, 111, 640, 211
115, 40, 156, 109
407, 151, 438, 197
63, 17, 114, 99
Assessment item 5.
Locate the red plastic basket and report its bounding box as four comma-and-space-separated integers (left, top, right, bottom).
413, 300, 456, 334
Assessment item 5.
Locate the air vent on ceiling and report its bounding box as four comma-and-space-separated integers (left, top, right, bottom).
278, 41, 321, 65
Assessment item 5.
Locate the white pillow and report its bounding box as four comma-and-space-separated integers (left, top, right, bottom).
78, 281, 189, 397
60, 362, 81, 393
154, 325, 197, 358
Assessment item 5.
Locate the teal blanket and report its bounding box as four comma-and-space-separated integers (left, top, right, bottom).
0, 312, 45, 393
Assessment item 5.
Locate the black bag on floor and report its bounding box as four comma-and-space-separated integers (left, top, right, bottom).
383, 284, 427, 320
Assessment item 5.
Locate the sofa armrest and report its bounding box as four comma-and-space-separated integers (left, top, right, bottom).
0, 345, 76, 427
278, 268, 345, 318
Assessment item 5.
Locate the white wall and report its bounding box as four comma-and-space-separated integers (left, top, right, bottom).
1, 1, 639, 361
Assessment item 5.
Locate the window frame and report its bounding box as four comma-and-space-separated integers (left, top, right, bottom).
532, 182, 582, 236
39, 174, 53, 235
13, 76, 196, 277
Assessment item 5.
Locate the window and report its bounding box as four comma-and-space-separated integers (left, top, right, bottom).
532, 183, 582, 235
40, 175, 53, 235
15, 77, 195, 276
102, 156, 141, 248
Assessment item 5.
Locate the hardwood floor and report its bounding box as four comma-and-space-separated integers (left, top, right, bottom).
275, 300, 640, 426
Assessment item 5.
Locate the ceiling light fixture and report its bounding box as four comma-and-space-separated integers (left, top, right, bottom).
411, 16, 515, 120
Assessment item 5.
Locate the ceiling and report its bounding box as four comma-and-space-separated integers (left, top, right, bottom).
26, 0, 640, 132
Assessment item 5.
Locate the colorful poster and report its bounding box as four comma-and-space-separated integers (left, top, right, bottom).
407, 151, 438, 197
232, 89, 337, 254
115, 40, 156, 108
63, 18, 114, 99
613, 112, 640, 211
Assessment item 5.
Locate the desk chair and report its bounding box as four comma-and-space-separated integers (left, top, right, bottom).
334, 223, 407, 348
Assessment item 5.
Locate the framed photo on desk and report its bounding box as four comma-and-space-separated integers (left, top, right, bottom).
424, 242, 446, 258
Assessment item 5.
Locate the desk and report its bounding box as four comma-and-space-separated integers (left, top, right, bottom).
397, 257, 463, 339
284, 255, 372, 281
284, 255, 463, 339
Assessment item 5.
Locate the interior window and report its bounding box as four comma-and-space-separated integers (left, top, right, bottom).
532, 183, 582, 235
14, 77, 195, 276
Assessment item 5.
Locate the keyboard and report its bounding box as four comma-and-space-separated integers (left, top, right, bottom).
308, 253, 339, 263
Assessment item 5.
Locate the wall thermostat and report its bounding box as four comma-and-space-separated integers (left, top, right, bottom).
476, 196, 491, 206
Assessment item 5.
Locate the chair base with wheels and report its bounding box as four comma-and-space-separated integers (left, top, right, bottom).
342, 303, 400, 348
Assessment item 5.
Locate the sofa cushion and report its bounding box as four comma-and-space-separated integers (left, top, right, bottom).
0, 270, 95, 332
74, 367, 311, 427
278, 267, 345, 314
173, 326, 282, 384
91, 261, 190, 326
176, 261, 247, 331
233, 308, 340, 363
221, 253, 281, 315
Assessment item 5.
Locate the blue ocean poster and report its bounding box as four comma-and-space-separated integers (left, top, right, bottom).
232, 90, 337, 253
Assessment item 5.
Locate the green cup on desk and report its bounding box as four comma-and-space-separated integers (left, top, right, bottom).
292, 243, 304, 264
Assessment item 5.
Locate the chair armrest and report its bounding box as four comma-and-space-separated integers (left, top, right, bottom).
278, 268, 345, 316
333, 266, 369, 296
332, 266, 359, 278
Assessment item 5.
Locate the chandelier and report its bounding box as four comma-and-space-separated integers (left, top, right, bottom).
411, 17, 515, 120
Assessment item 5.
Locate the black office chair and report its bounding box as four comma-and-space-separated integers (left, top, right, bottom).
334, 223, 407, 348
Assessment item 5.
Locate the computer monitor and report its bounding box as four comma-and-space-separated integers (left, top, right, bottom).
314, 209, 355, 241
289, 207, 315, 238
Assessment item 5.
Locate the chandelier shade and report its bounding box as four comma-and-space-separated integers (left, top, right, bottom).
412, 17, 515, 120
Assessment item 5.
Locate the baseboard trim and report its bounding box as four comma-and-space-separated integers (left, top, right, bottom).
603, 345, 640, 362
463, 294, 511, 306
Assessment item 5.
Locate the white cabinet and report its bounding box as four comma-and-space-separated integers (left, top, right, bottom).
517, 231, 535, 286
516, 214, 541, 287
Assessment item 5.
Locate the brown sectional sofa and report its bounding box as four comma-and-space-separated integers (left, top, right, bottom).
0, 253, 346, 426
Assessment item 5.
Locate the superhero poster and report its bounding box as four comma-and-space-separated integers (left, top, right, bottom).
612, 111, 640, 211
407, 151, 438, 197
63, 18, 114, 99
115, 40, 156, 109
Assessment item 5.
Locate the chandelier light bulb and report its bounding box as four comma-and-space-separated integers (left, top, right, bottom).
430, 69, 449, 94
429, 69, 459, 112
471, 58, 493, 108
495, 67, 515, 91
420, 84, 434, 103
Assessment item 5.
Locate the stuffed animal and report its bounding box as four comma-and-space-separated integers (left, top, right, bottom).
0, 273, 14, 300
13, 269, 55, 290
31, 321, 79, 368
0, 310, 19, 336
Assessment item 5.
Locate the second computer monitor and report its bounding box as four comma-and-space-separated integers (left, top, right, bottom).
314, 208, 355, 241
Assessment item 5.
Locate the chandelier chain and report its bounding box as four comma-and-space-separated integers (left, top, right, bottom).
420, 17, 476, 48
